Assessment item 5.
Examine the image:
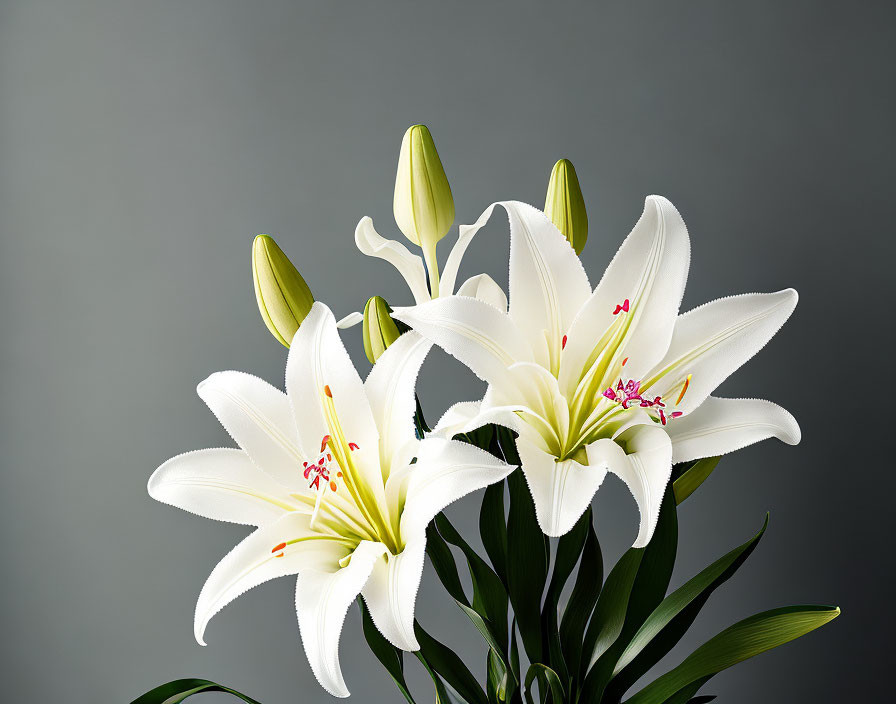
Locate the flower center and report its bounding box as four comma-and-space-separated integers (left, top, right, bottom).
602, 377, 683, 426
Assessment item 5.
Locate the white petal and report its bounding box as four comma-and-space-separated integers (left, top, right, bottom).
295, 541, 388, 697
336, 311, 364, 329
149, 448, 297, 526
399, 437, 514, 538
516, 434, 607, 537
364, 331, 432, 478
559, 196, 691, 393
393, 296, 532, 388
598, 423, 674, 549
504, 201, 591, 368
355, 217, 431, 305
194, 513, 349, 646
286, 303, 383, 497
645, 290, 799, 413
197, 371, 306, 487
456, 273, 508, 312
361, 536, 425, 651
440, 210, 494, 296
667, 396, 800, 463
431, 400, 484, 439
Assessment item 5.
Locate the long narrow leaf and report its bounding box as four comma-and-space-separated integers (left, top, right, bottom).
672, 458, 721, 504
523, 664, 566, 704
624, 605, 840, 704
559, 519, 603, 680
130, 679, 262, 704
436, 513, 509, 651
360, 599, 417, 704
500, 429, 549, 664
480, 481, 509, 588
417, 623, 490, 704
613, 515, 769, 680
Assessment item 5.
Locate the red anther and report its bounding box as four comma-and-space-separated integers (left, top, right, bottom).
562, 335, 568, 349
324, 385, 333, 398
671, 411, 683, 419
348, 442, 359, 451
622, 357, 629, 366
318, 457, 325, 465
272, 542, 287, 553
659, 409, 667, 425
320, 435, 331, 452
613, 299, 631, 315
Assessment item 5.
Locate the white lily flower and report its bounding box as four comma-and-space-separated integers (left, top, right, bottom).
393, 198, 800, 547
148, 302, 512, 698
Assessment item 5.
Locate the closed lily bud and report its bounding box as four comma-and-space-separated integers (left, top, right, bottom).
252, 234, 314, 347
394, 124, 454, 296
544, 158, 588, 255
362, 296, 401, 363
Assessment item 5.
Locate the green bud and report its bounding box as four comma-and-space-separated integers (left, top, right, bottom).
393, 125, 454, 297
544, 158, 588, 255
252, 234, 314, 347
362, 296, 401, 363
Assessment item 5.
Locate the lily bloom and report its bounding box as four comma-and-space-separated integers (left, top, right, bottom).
148, 303, 512, 697
394, 198, 800, 547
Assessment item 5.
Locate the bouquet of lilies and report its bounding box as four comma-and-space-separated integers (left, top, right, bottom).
134, 126, 838, 704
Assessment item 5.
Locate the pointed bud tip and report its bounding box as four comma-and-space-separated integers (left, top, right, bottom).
545, 158, 588, 255
394, 123, 455, 251
251, 234, 314, 348
362, 295, 401, 363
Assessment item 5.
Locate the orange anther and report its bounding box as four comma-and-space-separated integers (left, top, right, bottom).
324, 385, 332, 398
676, 374, 692, 405
329, 481, 337, 492
272, 542, 287, 553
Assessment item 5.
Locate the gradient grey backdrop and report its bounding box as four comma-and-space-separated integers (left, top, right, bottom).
1, 1, 892, 702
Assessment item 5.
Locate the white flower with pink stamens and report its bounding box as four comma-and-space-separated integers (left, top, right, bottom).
393, 198, 800, 547
148, 302, 512, 698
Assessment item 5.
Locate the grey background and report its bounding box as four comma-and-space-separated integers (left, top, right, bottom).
1, 1, 892, 702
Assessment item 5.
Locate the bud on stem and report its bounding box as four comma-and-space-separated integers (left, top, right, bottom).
393, 124, 455, 297
362, 296, 401, 363
252, 235, 314, 347
545, 158, 588, 255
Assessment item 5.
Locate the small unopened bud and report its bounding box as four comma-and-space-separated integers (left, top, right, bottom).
394, 124, 454, 296
544, 158, 588, 255
362, 296, 401, 363
252, 235, 314, 347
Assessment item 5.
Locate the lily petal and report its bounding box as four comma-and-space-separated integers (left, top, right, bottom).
504, 201, 591, 367
516, 434, 607, 537
194, 513, 349, 646
393, 296, 532, 388
197, 371, 306, 487
286, 303, 382, 494
361, 536, 426, 651
399, 437, 514, 538
431, 400, 484, 439
295, 541, 388, 697
645, 290, 799, 414
560, 196, 691, 393
364, 331, 432, 478
596, 423, 673, 548
149, 448, 298, 526
456, 273, 508, 313
667, 396, 801, 463
440, 211, 494, 296
355, 217, 430, 305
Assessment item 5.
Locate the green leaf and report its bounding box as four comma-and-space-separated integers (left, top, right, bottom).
624, 605, 841, 704
542, 507, 592, 684
416, 623, 489, 704
129, 679, 262, 704
415, 652, 455, 704
480, 481, 509, 589
559, 519, 603, 679
360, 599, 417, 704
500, 429, 549, 665
435, 513, 509, 651
672, 457, 721, 504
523, 664, 566, 704
426, 522, 471, 605
580, 485, 677, 700
612, 515, 769, 684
